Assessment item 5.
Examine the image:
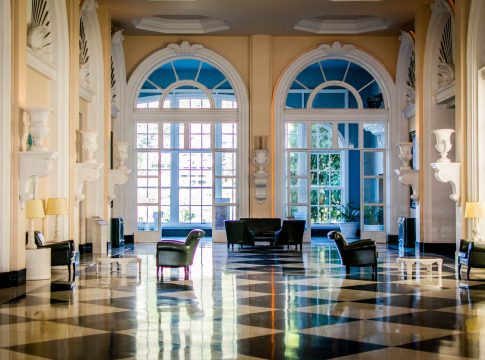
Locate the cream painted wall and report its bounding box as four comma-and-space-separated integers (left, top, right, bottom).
26, 67, 50, 205
26, 67, 50, 107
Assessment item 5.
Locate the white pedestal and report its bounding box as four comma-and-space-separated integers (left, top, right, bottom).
87, 216, 109, 255
26, 248, 51, 280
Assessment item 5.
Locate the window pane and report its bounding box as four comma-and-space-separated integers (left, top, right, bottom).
286, 123, 307, 148
337, 123, 359, 148
215, 152, 236, 176
363, 205, 384, 231
137, 205, 158, 231
215, 205, 236, 230
215, 123, 237, 149
289, 152, 307, 176
311, 123, 332, 148
289, 206, 307, 221
364, 123, 386, 148
363, 151, 384, 176
363, 178, 384, 204
289, 178, 308, 204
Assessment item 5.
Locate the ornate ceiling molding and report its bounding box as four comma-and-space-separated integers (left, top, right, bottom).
295, 17, 390, 35
133, 16, 229, 34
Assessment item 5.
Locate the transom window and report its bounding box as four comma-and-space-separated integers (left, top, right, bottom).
136, 59, 237, 109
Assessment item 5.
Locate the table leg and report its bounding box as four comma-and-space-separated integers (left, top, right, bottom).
406, 263, 413, 278
438, 260, 443, 277
427, 265, 432, 273
120, 261, 127, 275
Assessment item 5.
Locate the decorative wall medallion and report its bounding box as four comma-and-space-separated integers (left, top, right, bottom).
167, 41, 204, 55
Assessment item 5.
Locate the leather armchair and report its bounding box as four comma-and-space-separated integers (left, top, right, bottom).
224, 220, 255, 250
274, 220, 306, 251
156, 229, 205, 280
28, 231, 76, 281
458, 239, 485, 280
328, 230, 378, 275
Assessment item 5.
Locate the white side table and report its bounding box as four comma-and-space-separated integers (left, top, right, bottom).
396, 256, 443, 278
26, 248, 51, 280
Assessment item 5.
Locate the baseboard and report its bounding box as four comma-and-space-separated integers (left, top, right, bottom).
417, 242, 456, 257
0, 268, 26, 288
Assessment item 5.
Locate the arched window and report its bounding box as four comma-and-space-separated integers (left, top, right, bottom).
274, 42, 393, 241
130, 43, 248, 242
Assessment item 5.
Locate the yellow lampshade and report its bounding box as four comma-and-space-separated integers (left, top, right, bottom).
465, 202, 485, 219
45, 198, 68, 215
25, 199, 45, 219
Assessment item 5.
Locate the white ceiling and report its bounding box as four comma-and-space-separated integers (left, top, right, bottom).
99, 0, 432, 36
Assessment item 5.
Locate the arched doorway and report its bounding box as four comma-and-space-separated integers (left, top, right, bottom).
125, 41, 249, 242
273, 42, 395, 242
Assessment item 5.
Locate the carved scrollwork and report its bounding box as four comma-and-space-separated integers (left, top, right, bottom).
167, 41, 204, 55
318, 41, 355, 56
27, 0, 52, 60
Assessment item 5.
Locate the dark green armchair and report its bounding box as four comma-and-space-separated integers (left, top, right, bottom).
224, 220, 255, 250
458, 239, 485, 280
156, 229, 205, 280
328, 230, 378, 275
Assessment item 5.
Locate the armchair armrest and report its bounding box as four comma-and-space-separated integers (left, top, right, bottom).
43, 241, 72, 252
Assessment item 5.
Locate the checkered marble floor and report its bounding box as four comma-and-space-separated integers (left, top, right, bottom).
1, 240, 485, 359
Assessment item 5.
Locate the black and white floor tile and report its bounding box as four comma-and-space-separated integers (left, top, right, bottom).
1, 239, 485, 359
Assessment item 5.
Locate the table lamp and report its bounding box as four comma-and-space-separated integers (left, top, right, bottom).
45, 198, 68, 242
25, 199, 45, 250
465, 202, 485, 242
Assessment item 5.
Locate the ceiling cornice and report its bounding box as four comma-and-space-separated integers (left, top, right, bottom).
133, 16, 229, 34
294, 17, 391, 34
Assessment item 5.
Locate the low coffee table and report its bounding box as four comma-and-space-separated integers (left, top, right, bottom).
396, 256, 443, 277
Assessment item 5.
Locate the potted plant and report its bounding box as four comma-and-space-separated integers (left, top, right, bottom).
339, 202, 360, 238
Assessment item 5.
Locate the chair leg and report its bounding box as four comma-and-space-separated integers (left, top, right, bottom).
458, 263, 462, 280
346, 265, 350, 274
184, 266, 189, 280
68, 264, 71, 282
467, 265, 471, 281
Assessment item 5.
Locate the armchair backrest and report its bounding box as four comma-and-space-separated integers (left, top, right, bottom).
277, 220, 306, 244
184, 229, 205, 265
225, 220, 253, 244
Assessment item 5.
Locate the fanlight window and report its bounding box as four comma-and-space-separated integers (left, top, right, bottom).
286, 59, 383, 109
136, 59, 237, 109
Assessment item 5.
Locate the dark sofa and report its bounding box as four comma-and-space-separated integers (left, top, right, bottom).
239, 218, 281, 245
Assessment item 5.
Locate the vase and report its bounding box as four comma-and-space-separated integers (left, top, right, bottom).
397, 142, 413, 170
253, 149, 269, 174
80, 130, 98, 163
26, 107, 50, 152
114, 142, 129, 170
433, 129, 454, 163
